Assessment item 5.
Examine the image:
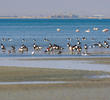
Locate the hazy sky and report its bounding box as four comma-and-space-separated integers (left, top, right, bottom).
0, 0, 110, 16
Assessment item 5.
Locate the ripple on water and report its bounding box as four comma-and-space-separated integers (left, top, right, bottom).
87, 75, 110, 79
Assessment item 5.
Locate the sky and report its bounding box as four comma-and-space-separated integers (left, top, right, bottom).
0, 0, 110, 17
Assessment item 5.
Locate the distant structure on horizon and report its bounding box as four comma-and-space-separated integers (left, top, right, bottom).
0, 14, 79, 19
50, 14, 79, 19
87, 15, 104, 19
0, 14, 109, 19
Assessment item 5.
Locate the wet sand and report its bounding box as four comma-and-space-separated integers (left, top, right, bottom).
0, 67, 110, 100
0, 83, 110, 100
0, 66, 110, 81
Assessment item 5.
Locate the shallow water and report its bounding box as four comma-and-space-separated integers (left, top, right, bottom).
0, 57, 110, 72
0, 81, 68, 85
0, 19, 110, 57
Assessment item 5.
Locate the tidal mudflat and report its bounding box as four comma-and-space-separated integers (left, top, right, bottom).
0, 56, 110, 100
0, 66, 110, 100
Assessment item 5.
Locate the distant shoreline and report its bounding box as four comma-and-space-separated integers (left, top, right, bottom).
0, 17, 110, 19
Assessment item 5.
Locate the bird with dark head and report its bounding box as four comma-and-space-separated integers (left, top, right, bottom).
1, 44, 6, 51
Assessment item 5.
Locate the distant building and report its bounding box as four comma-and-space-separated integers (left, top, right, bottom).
87, 15, 104, 19
50, 14, 79, 19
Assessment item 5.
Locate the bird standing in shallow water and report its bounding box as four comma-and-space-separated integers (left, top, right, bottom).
84, 44, 88, 54
104, 41, 109, 48
33, 43, 42, 51
11, 46, 16, 53
18, 44, 28, 53
1, 44, 6, 52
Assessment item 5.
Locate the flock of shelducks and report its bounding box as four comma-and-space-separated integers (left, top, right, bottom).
0, 39, 110, 55
0, 27, 109, 55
